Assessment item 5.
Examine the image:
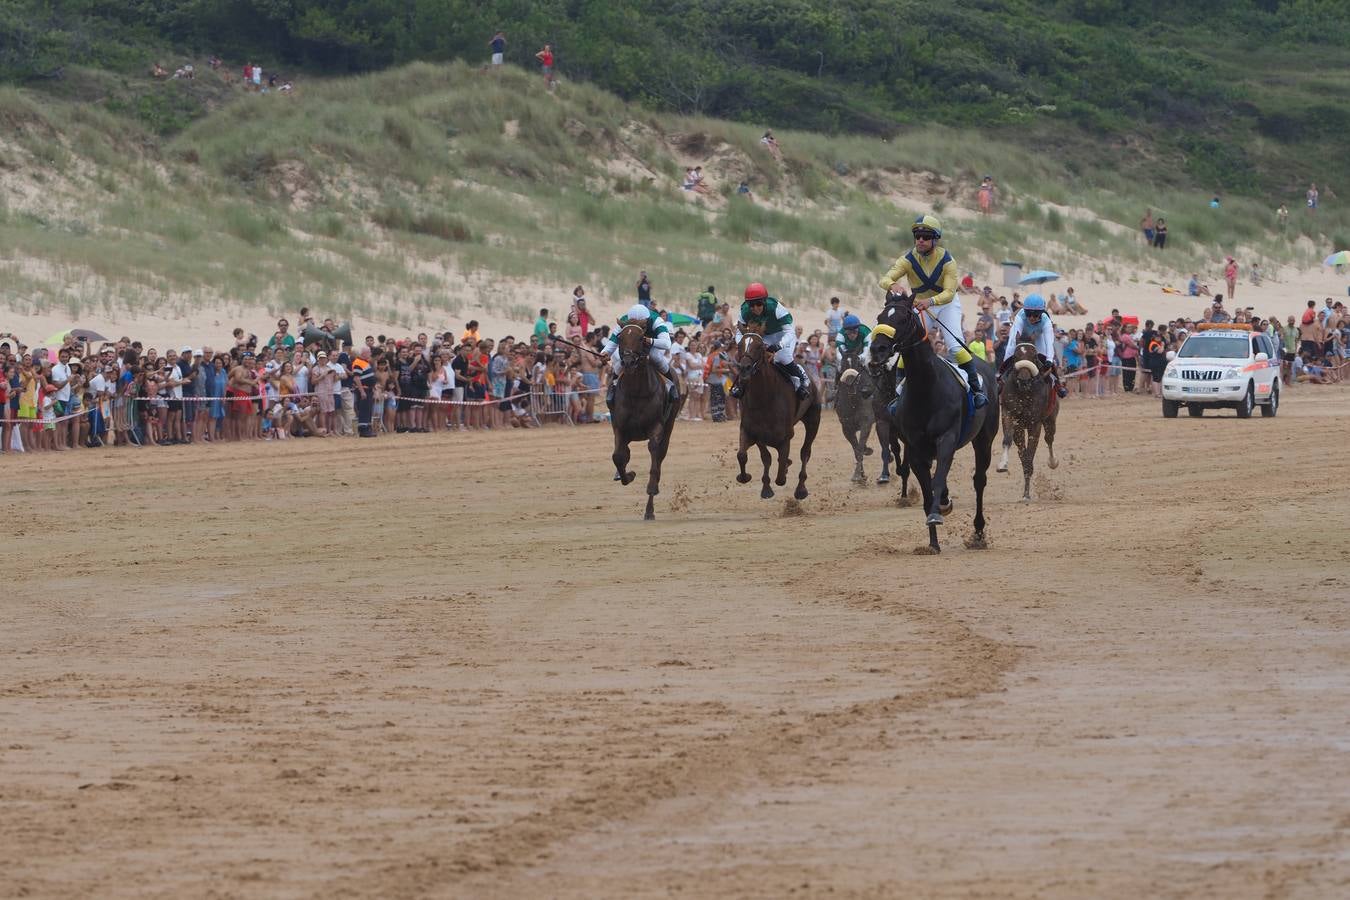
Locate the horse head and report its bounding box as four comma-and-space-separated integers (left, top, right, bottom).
616, 323, 651, 370
867, 292, 924, 375
734, 332, 767, 391
1009, 342, 1046, 383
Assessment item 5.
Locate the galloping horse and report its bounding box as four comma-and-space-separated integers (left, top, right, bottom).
996, 342, 1059, 500
867, 294, 1000, 552
610, 323, 683, 520
834, 348, 876, 484
732, 332, 821, 500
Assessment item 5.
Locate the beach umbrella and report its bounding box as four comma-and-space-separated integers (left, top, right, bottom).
1323, 250, 1350, 266
664, 313, 700, 326
1018, 270, 1061, 285
41, 327, 109, 347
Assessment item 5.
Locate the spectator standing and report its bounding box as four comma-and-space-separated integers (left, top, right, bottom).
761, 131, 782, 160
825, 296, 844, 341
1153, 218, 1168, 249
697, 286, 718, 327
1307, 182, 1319, 211
489, 31, 506, 68
353, 348, 376, 437
978, 175, 996, 215
636, 271, 653, 308
1140, 209, 1155, 246
1224, 257, 1238, 300
1118, 326, 1138, 392
534, 44, 555, 89
533, 308, 550, 349
1276, 203, 1290, 230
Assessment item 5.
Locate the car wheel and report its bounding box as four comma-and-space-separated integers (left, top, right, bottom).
1188, 405, 1204, 417
1261, 384, 1279, 417
1235, 383, 1254, 418
1162, 398, 1179, 418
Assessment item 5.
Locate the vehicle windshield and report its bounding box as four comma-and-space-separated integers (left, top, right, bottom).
1177, 337, 1249, 359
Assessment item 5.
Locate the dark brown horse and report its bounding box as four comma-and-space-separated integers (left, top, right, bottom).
997, 342, 1059, 500
835, 348, 876, 484
732, 333, 821, 500
610, 323, 682, 520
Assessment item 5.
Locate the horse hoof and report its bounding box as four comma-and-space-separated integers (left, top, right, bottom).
995, 464, 1007, 473
876, 474, 890, 484
1048, 458, 1059, 470
644, 511, 655, 521
613, 472, 623, 481
736, 473, 752, 484
761, 488, 774, 500
621, 472, 636, 486
896, 495, 913, 508
1020, 495, 1031, 503
863, 447, 874, 456
939, 502, 953, 515
794, 488, 808, 500
926, 513, 944, 525
964, 534, 989, 550
912, 545, 939, 556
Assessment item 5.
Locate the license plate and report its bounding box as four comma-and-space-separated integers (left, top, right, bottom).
1182, 386, 1219, 393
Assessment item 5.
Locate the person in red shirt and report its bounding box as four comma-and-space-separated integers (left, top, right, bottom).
534, 44, 555, 89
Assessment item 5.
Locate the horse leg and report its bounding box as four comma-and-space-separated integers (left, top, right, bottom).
736, 428, 752, 484
759, 443, 775, 499
1020, 424, 1040, 502
1045, 412, 1059, 469
928, 435, 958, 528
910, 452, 939, 552
861, 419, 874, 456
794, 404, 820, 500
997, 424, 1012, 473
643, 425, 666, 521
613, 435, 636, 486
971, 436, 993, 547
876, 420, 892, 484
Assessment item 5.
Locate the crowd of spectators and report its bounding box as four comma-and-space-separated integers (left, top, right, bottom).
4, 281, 1346, 455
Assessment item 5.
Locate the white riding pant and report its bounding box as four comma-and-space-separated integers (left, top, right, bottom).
608, 344, 670, 375
765, 330, 796, 366
920, 297, 966, 361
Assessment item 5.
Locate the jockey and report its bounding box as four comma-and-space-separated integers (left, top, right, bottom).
1000, 293, 1068, 398
834, 314, 872, 363
732, 282, 810, 399
602, 303, 677, 404
878, 214, 986, 408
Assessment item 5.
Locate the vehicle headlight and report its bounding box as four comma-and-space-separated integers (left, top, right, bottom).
1221, 367, 1240, 379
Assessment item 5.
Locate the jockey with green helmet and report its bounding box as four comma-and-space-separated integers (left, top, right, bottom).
732, 282, 811, 399
878, 214, 987, 407
999, 293, 1068, 398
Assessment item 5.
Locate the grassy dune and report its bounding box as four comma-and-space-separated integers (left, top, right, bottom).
1, 61, 1347, 328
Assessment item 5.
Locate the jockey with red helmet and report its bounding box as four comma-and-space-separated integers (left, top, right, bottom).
733, 282, 810, 399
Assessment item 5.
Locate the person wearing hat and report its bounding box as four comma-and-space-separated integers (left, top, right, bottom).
601, 303, 679, 407
731, 283, 811, 400
878, 214, 986, 407
834, 314, 871, 362
999, 293, 1067, 398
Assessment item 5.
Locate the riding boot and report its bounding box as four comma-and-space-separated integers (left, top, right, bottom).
606, 379, 616, 407
887, 369, 906, 417
790, 362, 811, 400
960, 360, 988, 409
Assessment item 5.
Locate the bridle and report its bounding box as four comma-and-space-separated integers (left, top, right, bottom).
868, 299, 929, 372
617, 323, 651, 370
735, 332, 766, 385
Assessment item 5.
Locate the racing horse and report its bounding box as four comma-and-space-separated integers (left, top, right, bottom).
610, 322, 683, 520
867, 293, 1000, 552
855, 352, 913, 498
732, 332, 821, 500
996, 342, 1059, 500
834, 348, 877, 484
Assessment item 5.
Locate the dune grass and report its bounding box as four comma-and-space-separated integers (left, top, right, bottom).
2, 60, 1347, 332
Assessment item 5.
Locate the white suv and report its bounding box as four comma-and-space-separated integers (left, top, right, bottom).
1160, 326, 1280, 418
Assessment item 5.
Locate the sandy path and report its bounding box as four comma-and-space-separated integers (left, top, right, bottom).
3, 390, 1349, 898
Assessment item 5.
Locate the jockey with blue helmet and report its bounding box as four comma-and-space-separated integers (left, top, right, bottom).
1000, 293, 1068, 398
835, 313, 872, 359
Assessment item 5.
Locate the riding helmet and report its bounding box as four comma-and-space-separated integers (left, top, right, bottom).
744, 282, 768, 301
842, 314, 862, 329
626, 303, 651, 321
1023, 293, 1047, 312
911, 214, 942, 239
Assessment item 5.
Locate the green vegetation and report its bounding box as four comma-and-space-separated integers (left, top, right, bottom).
5, 1, 1350, 195
0, 59, 1346, 329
